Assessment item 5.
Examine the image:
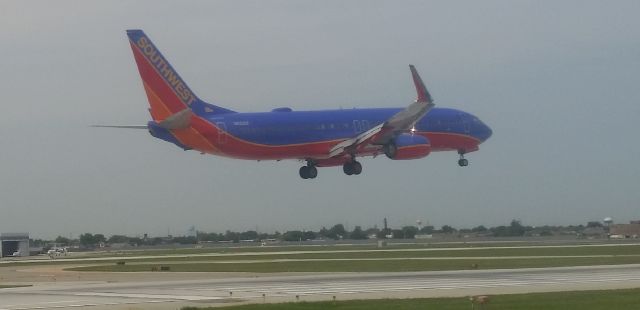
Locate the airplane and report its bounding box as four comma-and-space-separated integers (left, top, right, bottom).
96, 30, 492, 179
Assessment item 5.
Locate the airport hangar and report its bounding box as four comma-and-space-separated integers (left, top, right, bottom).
0, 233, 29, 257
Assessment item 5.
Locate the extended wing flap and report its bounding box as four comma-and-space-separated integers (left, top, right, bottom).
328, 123, 386, 158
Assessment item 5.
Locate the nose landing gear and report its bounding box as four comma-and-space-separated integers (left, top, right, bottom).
458, 150, 469, 167
458, 158, 469, 167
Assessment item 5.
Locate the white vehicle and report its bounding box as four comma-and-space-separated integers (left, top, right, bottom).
47, 247, 68, 258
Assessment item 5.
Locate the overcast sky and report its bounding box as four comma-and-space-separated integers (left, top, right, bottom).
1, 0, 639, 239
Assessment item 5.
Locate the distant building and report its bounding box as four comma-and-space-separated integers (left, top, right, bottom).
108, 243, 132, 249
415, 234, 433, 239
1, 233, 30, 257
609, 222, 640, 238
582, 227, 607, 238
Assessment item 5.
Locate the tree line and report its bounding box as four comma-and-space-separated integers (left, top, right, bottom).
31, 220, 607, 248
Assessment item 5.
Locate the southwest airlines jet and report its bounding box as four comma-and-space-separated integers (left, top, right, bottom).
98, 30, 492, 179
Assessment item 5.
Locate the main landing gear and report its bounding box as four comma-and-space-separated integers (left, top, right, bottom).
343, 159, 362, 176
458, 150, 469, 167
299, 161, 318, 179
298, 158, 363, 179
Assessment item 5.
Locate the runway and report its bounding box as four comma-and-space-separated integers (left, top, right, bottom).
2, 264, 640, 309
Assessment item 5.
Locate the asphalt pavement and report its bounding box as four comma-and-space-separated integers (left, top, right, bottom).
2, 264, 640, 309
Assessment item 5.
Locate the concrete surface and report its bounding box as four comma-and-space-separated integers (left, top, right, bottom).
2, 264, 640, 309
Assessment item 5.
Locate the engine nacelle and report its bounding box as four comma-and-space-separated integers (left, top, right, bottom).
385, 134, 431, 160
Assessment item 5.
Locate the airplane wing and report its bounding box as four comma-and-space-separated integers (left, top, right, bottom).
328, 65, 435, 158
328, 122, 389, 158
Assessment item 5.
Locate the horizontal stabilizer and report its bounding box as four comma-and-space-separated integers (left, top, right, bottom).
91, 125, 148, 129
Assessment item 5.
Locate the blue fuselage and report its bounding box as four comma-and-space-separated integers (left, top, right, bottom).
206, 107, 492, 147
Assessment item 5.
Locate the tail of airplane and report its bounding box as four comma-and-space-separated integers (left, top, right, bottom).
126, 29, 235, 122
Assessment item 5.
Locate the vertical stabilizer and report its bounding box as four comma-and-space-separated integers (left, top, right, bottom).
126, 29, 235, 121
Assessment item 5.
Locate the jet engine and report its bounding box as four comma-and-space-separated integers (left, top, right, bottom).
383, 133, 431, 160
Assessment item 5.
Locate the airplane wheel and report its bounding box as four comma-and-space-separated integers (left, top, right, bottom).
458, 158, 469, 167
307, 166, 318, 179
299, 166, 309, 179
352, 161, 362, 175
384, 143, 397, 159
300, 165, 317, 179
343, 163, 354, 175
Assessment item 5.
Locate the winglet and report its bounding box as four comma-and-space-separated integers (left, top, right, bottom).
409, 65, 433, 103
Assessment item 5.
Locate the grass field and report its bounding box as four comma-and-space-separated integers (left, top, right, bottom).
45, 244, 640, 263
54, 241, 640, 259
181, 288, 640, 310
79, 242, 545, 257
97, 244, 640, 261
6, 243, 640, 272
69, 255, 640, 273
62, 244, 640, 273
